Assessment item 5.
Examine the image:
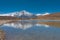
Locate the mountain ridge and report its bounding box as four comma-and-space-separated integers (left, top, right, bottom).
0, 10, 50, 17
37, 13, 60, 20
0, 10, 60, 20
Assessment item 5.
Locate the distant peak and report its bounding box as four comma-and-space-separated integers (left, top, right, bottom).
18, 10, 32, 15
43, 13, 50, 15
36, 12, 50, 16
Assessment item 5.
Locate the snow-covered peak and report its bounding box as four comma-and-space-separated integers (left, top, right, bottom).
43, 13, 50, 15
9, 10, 33, 17
0, 10, 33, 17
36, 13, 50, 16
17, 10, 32, 16
0, 10, 50, 17
36, 14, 43, 16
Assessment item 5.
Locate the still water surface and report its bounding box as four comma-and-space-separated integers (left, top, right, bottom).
0, 20, 60, 40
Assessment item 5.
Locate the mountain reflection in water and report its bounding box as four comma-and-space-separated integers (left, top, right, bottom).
2, 21, 49, 30
0, 21, 60, 40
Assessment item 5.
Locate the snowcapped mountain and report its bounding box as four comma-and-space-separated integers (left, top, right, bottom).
14, 10, 35, 18
36, 13, 50, 16
0, 10, 50, 17
0, 10, 33, 17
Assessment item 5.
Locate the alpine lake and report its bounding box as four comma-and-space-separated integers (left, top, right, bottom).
0, 20, 60, 40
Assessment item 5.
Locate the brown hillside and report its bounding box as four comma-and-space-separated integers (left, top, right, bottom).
37, 13, 60, 20
0, 16, 20, 20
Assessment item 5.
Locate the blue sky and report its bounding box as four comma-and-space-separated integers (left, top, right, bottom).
0, 0, 60, 14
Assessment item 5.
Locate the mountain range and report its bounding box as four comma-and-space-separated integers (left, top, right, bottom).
0, 10, 60, 20
0, 10, 50, 16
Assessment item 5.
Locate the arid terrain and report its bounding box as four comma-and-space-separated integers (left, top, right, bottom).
37, 13, 60, 20
0, 13, 60, 25
0, 16, 20, 25
38, 22, 60, 27
0, 30, 5, 40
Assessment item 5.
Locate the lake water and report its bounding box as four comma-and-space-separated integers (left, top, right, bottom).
0, 20, 60, 40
